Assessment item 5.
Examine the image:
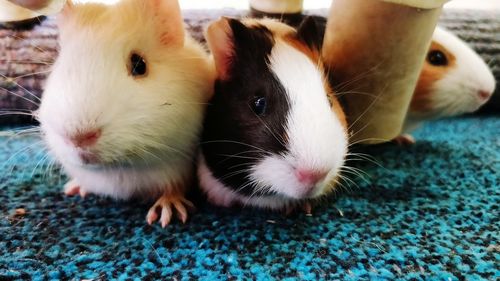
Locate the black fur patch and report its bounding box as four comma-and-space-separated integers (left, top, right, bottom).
201, 20, 290, 196
295, 16, 326, 52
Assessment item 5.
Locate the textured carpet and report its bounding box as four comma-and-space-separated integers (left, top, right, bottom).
0, 115, 498, 280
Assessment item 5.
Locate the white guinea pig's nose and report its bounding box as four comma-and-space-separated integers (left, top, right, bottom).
68, 129, 102, 148
478, 90, 493, 102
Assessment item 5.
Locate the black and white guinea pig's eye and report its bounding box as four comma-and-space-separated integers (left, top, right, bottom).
252, 97, 267, 116
129, 53, 147, 77
427, 50, 448, 66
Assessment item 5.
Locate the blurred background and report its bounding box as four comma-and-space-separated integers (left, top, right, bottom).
70, 0, 500, 10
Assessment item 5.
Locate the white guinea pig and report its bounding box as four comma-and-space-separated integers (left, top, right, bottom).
198, 17, 348, 211
397, 26, 496, 144
37, 0, 214, 226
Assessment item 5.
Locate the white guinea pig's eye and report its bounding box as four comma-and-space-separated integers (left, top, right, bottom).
129, 53, 147, 77
427, 50, 448, 66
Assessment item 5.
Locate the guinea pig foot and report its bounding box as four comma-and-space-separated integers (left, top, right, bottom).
302, 202, 313, 215
63, 180, 88, 198
146, 194, 195, 227
393, 134, 416, 146
284, 202, 313, 216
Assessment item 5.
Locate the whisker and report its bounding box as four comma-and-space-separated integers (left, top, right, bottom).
0, 74, 42, 102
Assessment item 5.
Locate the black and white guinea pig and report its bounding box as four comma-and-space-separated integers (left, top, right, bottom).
37, 0, 214, 227
397, 26, 496, 143
198, 17, 348, 211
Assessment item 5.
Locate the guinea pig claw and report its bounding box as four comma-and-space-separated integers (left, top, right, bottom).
146, 195, 193, 227
393, 134, 416, 146
302, 202, 312, 215
63, 179, 88, 198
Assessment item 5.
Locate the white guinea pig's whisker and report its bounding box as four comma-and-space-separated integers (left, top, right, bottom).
42, 154, 60, 183
0, 87, 40, 106
0, 111, 36, 118
0, 59, 54, 65
30, 148, 52, 178
11, 70, 52, 80
485, 57, 495, 67
7, 35, 52, 53
144, 140, 196, 164
2, 140, 45, 175
0, 74, 42, 102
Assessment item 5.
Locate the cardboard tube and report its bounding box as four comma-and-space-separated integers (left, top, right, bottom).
323, 0, 449, 144
0, 0, 65, 21
249, 0, 303, 14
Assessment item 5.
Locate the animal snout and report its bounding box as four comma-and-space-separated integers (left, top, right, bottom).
477, 90, 493, 102
69, 129, 102, 148
295, 169, 328, 187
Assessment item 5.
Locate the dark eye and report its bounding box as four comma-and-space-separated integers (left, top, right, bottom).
252, 97, 267, 116
427, 50, 448, 66
129, 53, 147, 77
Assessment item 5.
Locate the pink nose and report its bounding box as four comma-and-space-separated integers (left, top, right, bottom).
295, 169, 328, 186
478, 90, 492, 101
69, 129, 101, 148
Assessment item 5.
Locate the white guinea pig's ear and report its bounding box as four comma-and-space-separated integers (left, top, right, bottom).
57, 0, 73, 26
205, 17, 235, 81
143, 0, 185, 47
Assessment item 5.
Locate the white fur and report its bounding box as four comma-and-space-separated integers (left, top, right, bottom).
404, 26, 496, 132
38, 0, 214, 199
199, 39, 348, 210
198, 155, 295, 210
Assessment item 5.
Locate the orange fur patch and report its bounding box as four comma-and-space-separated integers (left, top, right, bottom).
411, 41, 456, 112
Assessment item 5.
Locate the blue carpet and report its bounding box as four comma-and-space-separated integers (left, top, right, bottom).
0, 116, 498, 280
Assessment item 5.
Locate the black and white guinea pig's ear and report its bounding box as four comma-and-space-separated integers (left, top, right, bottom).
296, 16, 325, 51
143, 0, 185, 47
206, 17, 238, 81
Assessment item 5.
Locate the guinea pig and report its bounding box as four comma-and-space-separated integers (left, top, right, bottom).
396, 26, 496, 144
198, 17, 348, 211
37, 0, 214, 226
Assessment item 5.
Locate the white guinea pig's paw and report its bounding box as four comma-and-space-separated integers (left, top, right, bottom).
393, 134, 416, 146
63, 179, 88, 198
146, 193, 195, 227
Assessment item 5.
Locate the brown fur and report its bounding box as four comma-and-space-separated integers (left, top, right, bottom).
411, 41, 456, 112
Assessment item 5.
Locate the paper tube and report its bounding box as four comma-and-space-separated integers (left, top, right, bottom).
323, 0, 450, 144
0, 0, 65, 22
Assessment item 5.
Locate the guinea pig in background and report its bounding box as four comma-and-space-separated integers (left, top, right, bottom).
396, 26, 496, 144
37, 0, 214, 227
198, 17, 348, 211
